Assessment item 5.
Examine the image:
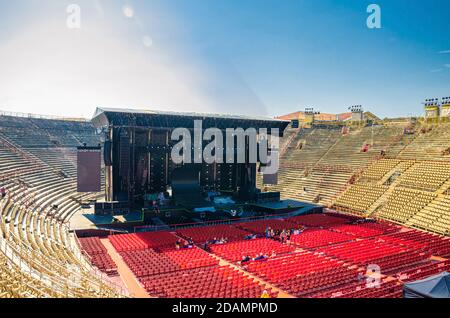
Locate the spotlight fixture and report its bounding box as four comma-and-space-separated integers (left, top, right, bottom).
349, 105, 363, 112
305, 107, 316, 115
424, 98, 441, 106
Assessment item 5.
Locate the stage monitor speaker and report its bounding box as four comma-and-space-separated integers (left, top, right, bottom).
104, 140, 112, 166
256, 191, 280, 203
119, 135, 130, 177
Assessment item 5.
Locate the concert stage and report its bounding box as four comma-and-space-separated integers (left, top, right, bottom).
70, 199, 323, 234
74, 107, 315, 236
91, 107, 290, 214
249, 199, 317, 213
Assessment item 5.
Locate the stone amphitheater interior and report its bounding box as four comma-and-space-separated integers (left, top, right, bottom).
1, 0, 450, 307
1, 106, 450, 299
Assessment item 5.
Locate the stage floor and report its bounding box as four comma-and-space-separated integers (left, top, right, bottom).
70, 208, 143, 231
70, 199, 323, 232
252, 199, 313, 210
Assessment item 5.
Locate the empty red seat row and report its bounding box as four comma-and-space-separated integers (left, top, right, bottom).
245, 251, 346, 283
329, 280, 403, 298
209, 238, 295, 262
141, 266, 278, 298
287, 213, 355, 228
317, 238, 409, 264
235, 218, 298, 234
280, 266, 360, 297
120, 247, 219, 277
176, 224, 250, 243
330, 222, 399, 238
244, 251, 360, 296
109, 231, 179, 252
78, 237, 118, 276
289, 229, 355, 249
395, 260, 450, 282
379, 229, 450, 257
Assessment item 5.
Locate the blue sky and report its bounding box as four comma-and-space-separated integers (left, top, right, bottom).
0, 0, 449, 118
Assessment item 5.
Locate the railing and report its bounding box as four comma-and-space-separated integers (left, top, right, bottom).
0, 133, 75, 181
0, 234, 58, 298
280, 162, 355, 173
73, 231, 128, 296
279, 128, 301, 158
0, 110, 89, 122
133, 210, 313, 233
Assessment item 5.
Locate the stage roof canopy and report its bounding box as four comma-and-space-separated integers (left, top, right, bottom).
403, 272, 450, 298
92, 107, 289, 133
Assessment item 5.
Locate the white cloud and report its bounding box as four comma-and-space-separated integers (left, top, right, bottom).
445, 64, 450, 68
430, 69, 443, 73
438, 50, 450, 54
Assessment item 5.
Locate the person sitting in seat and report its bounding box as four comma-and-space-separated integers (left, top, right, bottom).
245, 233, 257, 240
183, 241, 193, 249
210, 237, 219, 244
261, 290, 271, 299
280, 230, 287, 243
175, 240, 181, 250
293, 227, 302, 235
254, 253, 268, 261
253, 253, 263, 261
241, 255, 251, 264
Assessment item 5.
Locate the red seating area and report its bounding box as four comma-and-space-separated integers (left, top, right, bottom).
317, 238, 431, 273
109, 231, 179, 252
176, 224, 250, 243
396, 260, 450, 282
103, 213, 450, 298
281, 267, 361, 297
330, 222, 399, 238
287, 213, 353, 228
120, 247, 219, 277
318, 239, 406, 264
236, 219, 297, 234
245, 251, 360, 296
289, 229, 355, 249
209, 238, 295, 262
78, 237, 118, 276
327, 280, 403, 298
141, 265, 278, 298
379, 230, 450, 257
245, 251, 345, 281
